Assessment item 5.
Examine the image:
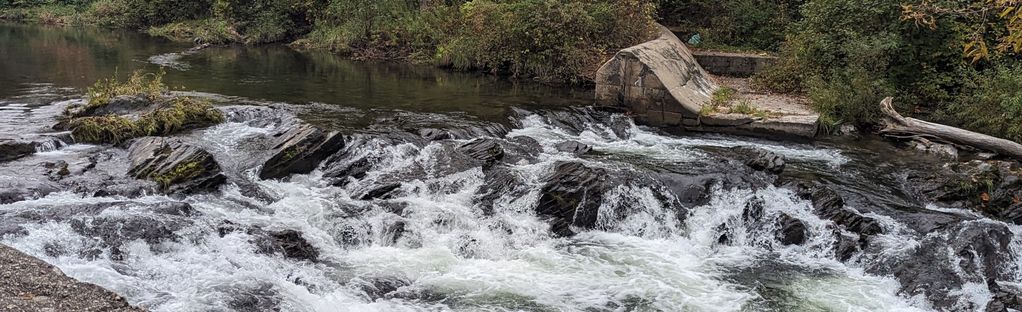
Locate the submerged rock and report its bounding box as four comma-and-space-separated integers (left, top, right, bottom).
536, 162, 609, 236
352, 275, 411, 300
555, 141, 593, 155
325, 157, 373, 187
225, 282, 282, 312
456, 138, 504, 163
259, 124, 346, 180
128, 137, 226, 194
359, 183, 402, 201
254, 229, 320, 262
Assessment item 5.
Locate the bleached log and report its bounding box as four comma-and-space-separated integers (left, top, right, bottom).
878, 97, 1022, 160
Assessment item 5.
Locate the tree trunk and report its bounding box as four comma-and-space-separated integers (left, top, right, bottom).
877, 97, 1022, 160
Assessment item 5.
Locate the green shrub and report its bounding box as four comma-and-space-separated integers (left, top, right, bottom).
658, 0, 803, 52
98, 0, 211, 28
146, 18, 240, 44
83, 70, 166, 110
436, 0, 657, 83
807, 67, 896, 129
948, 65, 1022, 143
213, 0, 325, 44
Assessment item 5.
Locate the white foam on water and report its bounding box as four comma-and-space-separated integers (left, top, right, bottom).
0, 109, 973, 312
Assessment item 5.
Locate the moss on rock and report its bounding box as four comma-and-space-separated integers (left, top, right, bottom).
68, 97, 223, 145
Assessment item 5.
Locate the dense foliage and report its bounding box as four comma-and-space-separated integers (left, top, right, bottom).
1, 0, 657, 83
660, 0, 1022, 141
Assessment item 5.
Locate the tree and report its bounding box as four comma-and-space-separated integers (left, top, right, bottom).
902, 0, 1022, 61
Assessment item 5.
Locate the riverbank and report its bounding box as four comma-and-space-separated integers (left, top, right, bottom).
0, 244, 143, 312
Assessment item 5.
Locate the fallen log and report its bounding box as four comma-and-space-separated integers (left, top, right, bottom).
878, 97, 1022, 160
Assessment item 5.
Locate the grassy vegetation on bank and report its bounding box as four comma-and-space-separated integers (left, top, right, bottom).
1, 0, 657, 84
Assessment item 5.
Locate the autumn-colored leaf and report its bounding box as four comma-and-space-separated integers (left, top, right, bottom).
981, 192, 991, 202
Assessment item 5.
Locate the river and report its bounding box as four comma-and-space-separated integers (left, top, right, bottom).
1, 23, 1020, 312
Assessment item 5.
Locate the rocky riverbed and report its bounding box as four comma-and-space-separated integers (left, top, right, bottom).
1, 83, 1022, 311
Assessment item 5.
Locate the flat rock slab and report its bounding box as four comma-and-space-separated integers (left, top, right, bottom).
0, 244, 143, 312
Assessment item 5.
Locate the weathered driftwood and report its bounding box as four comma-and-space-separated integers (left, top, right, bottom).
879, 97, 1022, 160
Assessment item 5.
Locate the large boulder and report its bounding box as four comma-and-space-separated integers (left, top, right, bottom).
536, 162, 609, 236
128, 137, 226, 194
595, 25, 717, 128
259, 124, 346, 180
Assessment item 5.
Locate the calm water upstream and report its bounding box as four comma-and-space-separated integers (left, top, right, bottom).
1, 23, 1020, 312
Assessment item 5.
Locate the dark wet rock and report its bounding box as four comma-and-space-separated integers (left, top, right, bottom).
909, 160, 1022, 224
831, 229, 860, 261
259, 124, 346, 180
128, 137, 226, 194
555, 141, 593, 155
359, 183, 402, 201
71, 95, 153, 118
536, 162, 609, 236
220, 105, 295, 127
798, 185, 884, 236
354, 275, 411, 300
775, 214, 807, 245
254, 229, 320, 262
519, 107, 628, 138
475, 165, 526, 215
217, 222, 320, 262
457, 138, 504, 163
0, 139, 36, 162
226, 282, 282, 312
743, 197, 765, 222
499, 136, 543, 164
885, 221, 1015, 308
325, 157, 373, 187
418, 128, 451, 141
987, 280, 1022, 312
716, 223, 732, 245
656, 163, 769, 208
70, 215, 190, 252
0, 185, 58, 205
380, 220, 407, 245
738, 148, 786, 174
1002, 203, 1022, 225
150, 202, 197, 216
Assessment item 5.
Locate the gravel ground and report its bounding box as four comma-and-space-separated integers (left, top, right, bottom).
0, 244, 144, 312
